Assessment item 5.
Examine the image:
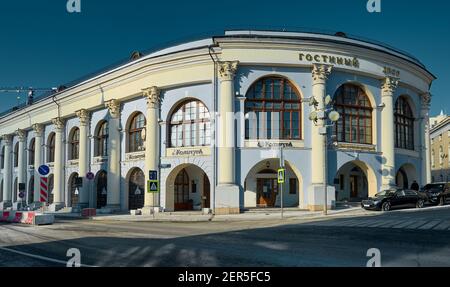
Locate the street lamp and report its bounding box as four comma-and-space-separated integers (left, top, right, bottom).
309, 95, 340, 215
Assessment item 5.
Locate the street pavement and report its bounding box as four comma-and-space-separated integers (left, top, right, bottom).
1, 205, 450, 267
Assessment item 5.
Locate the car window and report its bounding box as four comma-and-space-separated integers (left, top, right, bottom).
396, 190, 406, 197
405, 190, 417, 196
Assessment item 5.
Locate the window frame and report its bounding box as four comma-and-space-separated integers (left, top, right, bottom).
95, 121, 108, 157
128, 113, 146, 153
69, 128, 80, 160
394, 96, 415, 150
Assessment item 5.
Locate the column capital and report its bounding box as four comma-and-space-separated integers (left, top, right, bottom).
76, 109, 91, 126
381, 76, 399, 95
16, 129, 26, 142
143, 86, 161, 109
105, 99, 121, 119
420, 92, 432, 109
312, 64, 332, 83
1, 134, 13, 144
52, 117, 65, 131
218, 61, 239, 81
32, 123, 45, 137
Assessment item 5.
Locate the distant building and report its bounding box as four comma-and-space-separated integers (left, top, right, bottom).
430, 111, 450, 182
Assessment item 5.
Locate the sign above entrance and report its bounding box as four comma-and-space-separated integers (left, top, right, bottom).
278, 169, 286, 184
299, 52, 360, 68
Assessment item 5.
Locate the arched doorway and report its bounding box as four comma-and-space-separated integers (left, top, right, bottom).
244, 159, 302, 209
48, 174, 54, 205
165, 164, 211, 212
0, 180, 3, 202
128, 168, 145, 210
396, 164, 418, 189
28, 176, 34, 204
13, 178, 18, 202
69, 173, 79, 207
96, 170, 107, 209
335, 161, 377, 202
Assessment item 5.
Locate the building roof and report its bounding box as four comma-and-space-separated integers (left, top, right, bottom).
0, 28, 435, 118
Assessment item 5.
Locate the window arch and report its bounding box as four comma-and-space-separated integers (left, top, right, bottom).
395, 96, 415, 150
69, 128, 80, 160
14, 142, 19, 167
29, 138, 35, 166
0, 146, 4, 169
95, 121, 108, 157
47, 133, 56, 163
128, 113, 146, 153
169, 100, 211, 147
334, 84, 373, 144
245, 76, 302, 140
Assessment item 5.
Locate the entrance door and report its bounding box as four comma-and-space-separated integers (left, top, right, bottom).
128, 168, 145, 210
174, 169, 192, 211
257, 178, 278, 207
96, 171, 107, 209
202, 175, 210, 209
350, 175, 358, 198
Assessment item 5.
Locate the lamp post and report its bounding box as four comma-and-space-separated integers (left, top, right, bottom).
309, 95, 340, 215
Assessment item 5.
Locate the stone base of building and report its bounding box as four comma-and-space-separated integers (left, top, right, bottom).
307, 184, 336, 212
0, 201, 12, 211
215, 184, 241, 215
48, 202, 65, 212
141, 206, 162, 216
100, 204, 122, 214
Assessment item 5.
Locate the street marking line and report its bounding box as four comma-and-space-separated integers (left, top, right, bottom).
433, 221, 450, 230
404, 221, 428, 229
0, 246, 97, 267
418, 220, 442, 230
391, 220, 417, 229
365, 220, 391, 228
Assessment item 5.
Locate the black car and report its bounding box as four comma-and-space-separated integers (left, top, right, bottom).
421, 183, 450, 205
361, 189, 426, 212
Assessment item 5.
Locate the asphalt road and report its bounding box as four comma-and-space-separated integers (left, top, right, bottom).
1, 206, 450, 267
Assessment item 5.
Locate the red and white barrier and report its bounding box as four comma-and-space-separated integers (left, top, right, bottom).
81, 208, 96, 218
0, 211, 54, 226
0, 212, 10, 222
12, 212, 23, 223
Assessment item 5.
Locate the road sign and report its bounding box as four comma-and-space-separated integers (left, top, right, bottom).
38, 165, 50, 176
86, 172, 95, 181
149, 170, 158, 181
19, 192, 25, 199
40, 177, 48, 203
147, 180, 159, 193
278, 169, 285, 184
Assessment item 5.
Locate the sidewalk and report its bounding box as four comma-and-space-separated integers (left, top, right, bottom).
50, 206, 370, 223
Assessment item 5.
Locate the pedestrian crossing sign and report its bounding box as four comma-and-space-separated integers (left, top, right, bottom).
147, 180, 159, 193
278, 169, 285, 184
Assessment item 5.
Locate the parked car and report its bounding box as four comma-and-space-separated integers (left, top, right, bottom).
361, 189, 426, 212
421, 183, 450, 206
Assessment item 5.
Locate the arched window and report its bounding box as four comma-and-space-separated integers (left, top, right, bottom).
29, 139, 35, 166
47, 133, 56, 163
395, 96, 415, 150
245, 77, 302, 140
14, 142, 19, 167
334, 84, 373, 144
128, 113, 146, 153
0, 146, 5, 169
69, 128, 80, 160
95, 121, 108, 157
169, 100, 211, 147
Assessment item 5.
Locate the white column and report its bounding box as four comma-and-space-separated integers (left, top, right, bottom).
105, 99, 121, 210
32, 124, 44, 204
16, 129, 26, 204
1, 135, 13, 208
308, 64, 333, 211
421, 92, 432, 185
50, 117, 65, 211
381, 76, 399, 189
76, 109, 90, 208
142, 87, 160, 214
215, 61, 240, 215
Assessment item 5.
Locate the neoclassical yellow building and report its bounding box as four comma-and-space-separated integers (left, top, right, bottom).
0, 30, 435, 214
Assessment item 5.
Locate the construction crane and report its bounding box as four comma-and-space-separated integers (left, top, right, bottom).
0, 87, 58, 106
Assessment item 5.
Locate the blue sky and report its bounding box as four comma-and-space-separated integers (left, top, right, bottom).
0, 0, 448, 115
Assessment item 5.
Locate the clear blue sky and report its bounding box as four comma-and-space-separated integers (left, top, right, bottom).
0, 0, 448, 115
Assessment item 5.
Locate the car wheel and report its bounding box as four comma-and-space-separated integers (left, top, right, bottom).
439, 196, 445, 206
382, 202, 391, 212
416, 199, 424, 209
